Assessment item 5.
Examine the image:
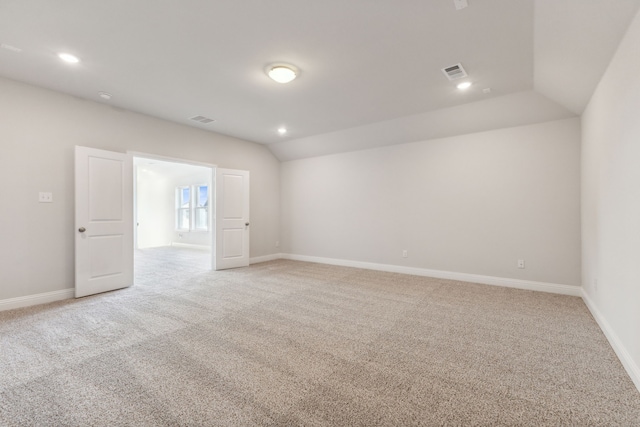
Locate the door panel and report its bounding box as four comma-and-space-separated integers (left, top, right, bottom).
215, 169, 250, 270
89, 157, 124, 220
75, 146, 133, 297
89, 235, 124, 277
223, 229, 244, 258
222, 175, 244, 217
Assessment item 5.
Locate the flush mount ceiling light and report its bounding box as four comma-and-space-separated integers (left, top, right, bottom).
457, 81, 472, 90
277, 127, 287, 135
58, 52, 80, 63
266, 64, 298, 84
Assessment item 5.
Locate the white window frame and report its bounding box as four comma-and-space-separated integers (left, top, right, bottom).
176, 184, 209, 232
176, 186, 191, 231
193, 184, 209, 231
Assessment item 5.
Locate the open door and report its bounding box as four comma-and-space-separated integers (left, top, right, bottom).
215, 168, 250, 270
75, 146, 133, 297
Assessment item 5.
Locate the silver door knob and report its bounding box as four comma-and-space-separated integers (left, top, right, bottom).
245, 222, 250, 226
78, 227, 86, 233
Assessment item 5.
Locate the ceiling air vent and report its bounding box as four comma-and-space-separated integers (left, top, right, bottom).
441, 63, 468, 81
190, 115, 215, 124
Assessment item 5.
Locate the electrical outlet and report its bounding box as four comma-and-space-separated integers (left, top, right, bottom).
38, 192, 53, 203
517, 259, 525, 269
402, 250, 408, 258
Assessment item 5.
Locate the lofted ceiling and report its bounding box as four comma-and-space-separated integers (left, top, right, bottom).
1, 0, 639, 160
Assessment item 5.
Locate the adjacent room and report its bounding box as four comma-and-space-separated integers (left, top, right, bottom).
134, 157, 213, 274
1, 0, 639, 425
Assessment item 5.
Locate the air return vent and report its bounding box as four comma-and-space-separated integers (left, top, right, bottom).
441, 63, 468, 81
190, 115, 215, 124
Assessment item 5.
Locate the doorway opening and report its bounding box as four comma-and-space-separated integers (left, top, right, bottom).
133, 156, 213, 280
74, 146, 250, 298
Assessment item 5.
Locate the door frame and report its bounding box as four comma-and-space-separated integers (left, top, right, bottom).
128, 151, 217, 270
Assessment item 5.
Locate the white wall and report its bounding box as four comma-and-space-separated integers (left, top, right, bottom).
581, 8, 640, 388
281, 118, 581, 286
0, 76, 280, 301
136, 167, 173, 249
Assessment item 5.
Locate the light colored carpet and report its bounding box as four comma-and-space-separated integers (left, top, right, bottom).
1, 247, 639, 426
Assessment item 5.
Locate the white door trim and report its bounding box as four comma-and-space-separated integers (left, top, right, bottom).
127, 151, 217, 169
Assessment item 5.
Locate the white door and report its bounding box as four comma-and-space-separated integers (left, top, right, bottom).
75, 146, 133, 297
215, 168, 250, 270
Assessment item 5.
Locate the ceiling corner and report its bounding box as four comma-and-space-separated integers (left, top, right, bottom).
533, 0, 640, 115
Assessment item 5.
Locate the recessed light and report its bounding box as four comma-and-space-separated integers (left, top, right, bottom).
58, 53, 80, 63
278, 127, 287, 135
457, 81, 472, 90
98, 91, 112, 100
266, 64, 298, 84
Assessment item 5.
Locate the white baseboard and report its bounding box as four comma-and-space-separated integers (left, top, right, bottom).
250, 253, 282, 264
170, 243, 210, 251
581, 290, 640, 393
0, 288, 74, 312
280, 253, 581, 296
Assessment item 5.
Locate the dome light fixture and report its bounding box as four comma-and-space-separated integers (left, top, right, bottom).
278, 127, 287, 135
457, 81, 472, 90
266, 64, 298, 84
58, 52, 80, 63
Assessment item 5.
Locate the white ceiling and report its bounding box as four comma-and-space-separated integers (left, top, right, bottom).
1, 0, 639, 160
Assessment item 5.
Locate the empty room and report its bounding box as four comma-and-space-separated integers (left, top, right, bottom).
1, 0, 640, 425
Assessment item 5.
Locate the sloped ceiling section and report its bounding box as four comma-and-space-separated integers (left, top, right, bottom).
0, 0, 536, 148
270, 91, 574, 161
272, 0, 640, 161
534, 0, 640, 115
0, 1, 639, 161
